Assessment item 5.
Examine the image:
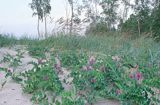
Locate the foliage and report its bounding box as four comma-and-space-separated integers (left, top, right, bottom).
120, 9, 151, 37
85, 21, 116, 35
0, 34, 160, 105
29, 0, 51, 21
59, 87, 86, 105
0, 34, 17, 47
151, 5, 160, 41
22, 59, 63, 104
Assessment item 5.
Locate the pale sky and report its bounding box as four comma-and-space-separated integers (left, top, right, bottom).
0, 0, 135, 38
0, 0, 68, 38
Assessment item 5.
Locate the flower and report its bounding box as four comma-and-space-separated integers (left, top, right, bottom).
0, 72, 2, 78
0, 64, 3, 68
129, 71, 142, 81
38, 59, 43, 64
82, 65, 93, 71
135, 72, 142, 80
90, 78, 96, 83
7, 68, 13, 73
116, 89, 122, 95
129, 74, 133, 79
87, 56, 95, 66
86, 65, 93, 70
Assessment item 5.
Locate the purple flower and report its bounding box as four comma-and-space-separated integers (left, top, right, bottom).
82, 65, 93, 71
90, 78, 96, 83
0, 64, 3, 68
129, 71, 142, 81
116, 89, 122, 95
87, 56, 95, 66
38, 59, 43, 64
135, 72, 142, 80
54, 64, 61, 70
0, 72, 2, 78
86, 65, 93, 70
129, 74, 133, 79
7, 68, 13, 73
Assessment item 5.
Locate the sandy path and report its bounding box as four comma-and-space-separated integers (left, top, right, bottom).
0, 79, 32, 105
0, 47, 35, 105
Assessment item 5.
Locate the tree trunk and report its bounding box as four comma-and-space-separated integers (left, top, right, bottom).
65, 0, 69, 34
37, 16, 40, 39
44, 16, 47, 38
137, 19, 141, 37
70, 0, 74, 35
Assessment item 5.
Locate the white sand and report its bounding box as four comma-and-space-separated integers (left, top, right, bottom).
0, 79, 32, 105
0, 47, 35, 105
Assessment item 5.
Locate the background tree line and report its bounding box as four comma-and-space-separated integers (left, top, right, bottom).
29, 0, 160, 41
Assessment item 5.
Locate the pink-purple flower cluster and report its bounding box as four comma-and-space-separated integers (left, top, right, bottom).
82, 56, 95, 71
54, 54, 63, 74
87, 56, 95, 66
7, 68, 13, 73
0, 72, 2, 78
0, 63, 3, 68
129, 71, 142, 81
116, 89, 122, 95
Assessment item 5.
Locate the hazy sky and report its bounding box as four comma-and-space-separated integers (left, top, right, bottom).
0, 0, 68, 37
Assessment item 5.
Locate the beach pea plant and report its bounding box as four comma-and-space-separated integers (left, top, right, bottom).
70, 53, 160, 105
0, 51, 24, 87
55, 86, 86, 105
1, 50, 23, 68
58, 50, 88, 68
22, 58, 63, 104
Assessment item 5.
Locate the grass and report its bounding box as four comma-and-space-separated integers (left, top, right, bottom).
0, 33, 160, 105
27, 35, 160, 65
1, 33, 160, 68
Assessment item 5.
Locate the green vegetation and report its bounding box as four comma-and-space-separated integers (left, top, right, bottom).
0, 33, 160, 105
1, 0, 160, 104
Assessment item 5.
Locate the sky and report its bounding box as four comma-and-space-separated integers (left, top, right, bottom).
0, 0, 134, 38
0, 0, 68, 38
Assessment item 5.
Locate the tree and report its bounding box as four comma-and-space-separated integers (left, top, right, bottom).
151, 0, 160, 40
68, 0, 74, 35
42, 0, 51, 37
100, 0, 119, 31
30, 0, 43, 38
29, 0, 51, 38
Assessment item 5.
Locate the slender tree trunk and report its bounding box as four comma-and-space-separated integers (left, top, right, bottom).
37, 16, 40, 39
70, 0, 74, 35
44, 16, 47, 38
150, 26, 153, 37
65, 0, 69, 34
95, 0, 98, 21
137, 19, 141, 37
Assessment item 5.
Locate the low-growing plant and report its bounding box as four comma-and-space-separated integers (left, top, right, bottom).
1, 51, 23, 68
22, 59, 63, 104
